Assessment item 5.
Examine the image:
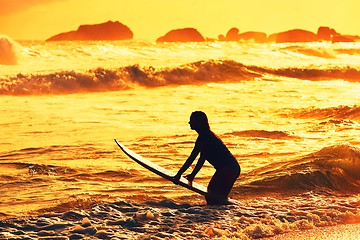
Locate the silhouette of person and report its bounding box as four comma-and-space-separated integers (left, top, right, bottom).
173, 111, 240, 205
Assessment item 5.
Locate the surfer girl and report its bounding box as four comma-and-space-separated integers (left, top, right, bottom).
172, 111, 240, 205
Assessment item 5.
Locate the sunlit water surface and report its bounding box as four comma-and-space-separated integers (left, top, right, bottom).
0, 40, 360, 239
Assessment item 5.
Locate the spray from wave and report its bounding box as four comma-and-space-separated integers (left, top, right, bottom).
0, 35, 20, 65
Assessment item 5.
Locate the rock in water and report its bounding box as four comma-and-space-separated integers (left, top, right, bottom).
157, 28, 205, 42
46, 21, 133, 41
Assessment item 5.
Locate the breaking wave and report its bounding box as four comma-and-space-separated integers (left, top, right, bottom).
282, 45, 337, 58
243, 143, 360, 194
0, 60, 259, 95
268, 66, 360, 81
281, 105, 360, 120
1, 59, 360, 95
246, 64, 360, 81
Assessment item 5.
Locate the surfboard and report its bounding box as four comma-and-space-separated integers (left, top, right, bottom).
114, 139, 237, 204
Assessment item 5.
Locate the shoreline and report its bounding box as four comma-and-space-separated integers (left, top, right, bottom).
266, 223, 360, 240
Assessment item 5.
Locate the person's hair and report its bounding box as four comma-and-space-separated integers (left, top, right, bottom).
190, 111, 210, 130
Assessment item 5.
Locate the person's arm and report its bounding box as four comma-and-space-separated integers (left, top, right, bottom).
185, 154, 205, 185
173, 138, 202, 183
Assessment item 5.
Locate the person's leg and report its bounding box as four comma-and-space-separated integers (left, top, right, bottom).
206, 167, 239, 205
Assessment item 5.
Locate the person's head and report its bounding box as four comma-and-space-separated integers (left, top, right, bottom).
189, 111, 210, 132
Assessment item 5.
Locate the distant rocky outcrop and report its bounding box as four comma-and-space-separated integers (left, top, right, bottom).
238, 32, 267, 43
343, 35, 360, 42
317, 26, 338, 41
218, 26, 359, 43
156, 28, 205, 42
46, 21, 359, 43
219, 28, 267, 43
228, 28, 242, 41
317, 26, 359, 42
331, 35, 354, 43
269, 29, 318, 43
269, 27, 358, 43
46, 21, 133, 41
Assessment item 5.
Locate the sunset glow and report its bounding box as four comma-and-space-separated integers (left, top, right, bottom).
1, 0, 360, 239
0, 0, 359, 40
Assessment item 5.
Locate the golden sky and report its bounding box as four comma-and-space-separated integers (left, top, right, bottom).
0, 0, 359, 40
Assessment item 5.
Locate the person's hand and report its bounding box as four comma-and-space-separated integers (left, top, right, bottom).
184, 174, 194, 185
172, 173, 181, 185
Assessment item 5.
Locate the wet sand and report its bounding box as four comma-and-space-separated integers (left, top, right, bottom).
267, 223, 360, 240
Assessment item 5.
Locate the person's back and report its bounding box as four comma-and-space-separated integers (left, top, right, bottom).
198, 130, 239, 171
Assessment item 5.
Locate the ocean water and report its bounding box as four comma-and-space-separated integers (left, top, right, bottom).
0, 37, 360, 239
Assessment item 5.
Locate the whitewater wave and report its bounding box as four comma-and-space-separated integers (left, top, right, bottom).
242, 143, 360, 194
1, 59, 360, 95
1, 191, 359, 239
